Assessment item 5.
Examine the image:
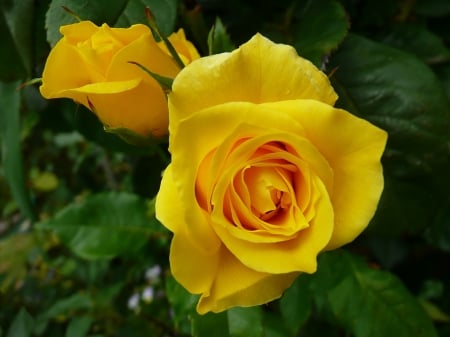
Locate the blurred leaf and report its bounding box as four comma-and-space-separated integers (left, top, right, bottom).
425, 202, 450, 252
292, 0, 349, 66
65, 316, 93, 337
316, 251, 438, 337
420, 299, 450, 323
382, 23, 450, 64
45, 0, 128, 46
191, 307, 263, 337
415, 0, 450, 17
228, 307, 263, 337
36, 192, 157, 260
31, 171, 59, 192
0, 81, 35, 220
165, 275, 198, 335
262, 312, 292, 337
6, 308, 34, 337
280, 274, 311, 334
0, 1, 33, 81
0, 233, 36, 291
34, 293, 93, 335
191, 311, 229, 337
208, 17, 235, 54
116, 0, 178, 36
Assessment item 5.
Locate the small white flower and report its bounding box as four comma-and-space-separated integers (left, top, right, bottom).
145, 265, 162, 283
142, 286, 155, 303
127, 293, 140, 310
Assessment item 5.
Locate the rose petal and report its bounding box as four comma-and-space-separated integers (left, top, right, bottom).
156, 165, 220, 294
197, 248, 298, 314
169, 33, 338, 131
260, 100, 387, 248
39, 42, 93, 98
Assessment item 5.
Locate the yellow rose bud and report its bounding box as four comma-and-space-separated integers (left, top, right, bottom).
156, 34, 388, 314
40, 21, 199, 137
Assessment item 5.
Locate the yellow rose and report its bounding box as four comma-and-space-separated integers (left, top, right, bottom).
156, 34, 387, 314
39, 21, 199, 137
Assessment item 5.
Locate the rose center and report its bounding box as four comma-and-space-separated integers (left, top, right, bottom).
244, 165, 292, 222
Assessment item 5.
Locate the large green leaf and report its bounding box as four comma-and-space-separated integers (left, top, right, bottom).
36, 192, 159, 259
313, 251, 438, 337
382, 23, 450, 64
0, 81, 35, 220
116, 0, 179, 36
45, 0, 128, 46
292, 0, 349, 66
330, 34, 450, 234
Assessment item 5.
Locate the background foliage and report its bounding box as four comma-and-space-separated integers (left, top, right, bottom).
1, 0, 450, 336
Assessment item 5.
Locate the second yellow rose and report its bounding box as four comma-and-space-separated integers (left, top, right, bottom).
40, 21, 199, 137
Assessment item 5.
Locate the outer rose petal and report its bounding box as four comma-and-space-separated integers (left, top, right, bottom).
156, 165, 220, 294
158, 29, 201, 65
260, 100, 387, 248
39, 41, 94, 98
169, 33, 338, 132
197, 248, 299, 314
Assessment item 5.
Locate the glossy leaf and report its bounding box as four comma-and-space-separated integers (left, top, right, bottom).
382, 23, 450, 64
45, 0, 128, 46
292, 0, 349, 66
315, 251, 438, 337
0, 81, 35, 220
36, 192, 157, 259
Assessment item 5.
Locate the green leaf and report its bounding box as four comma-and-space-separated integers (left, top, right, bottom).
0, 81, 35, 220
165, 275, 198, 335
191, 312, 229, 337
45, 0, 128, 46
414, 0, 450, 17
116, 0, 178, 36
34, 293, 93, 335
382, 23, 450, 64
6, 308, 34, 337
0, 0, 34, 80
292, 0, 349, 66
66, 316, 93, 337
191, 307, 263, 337
208, 17, 235, 54
228, 307, 263, 337
316, 251, 438, 337
36, 192, 158, 260
425, 202, 450, 252
280, 275, 311, 334
330, 34, 450, 235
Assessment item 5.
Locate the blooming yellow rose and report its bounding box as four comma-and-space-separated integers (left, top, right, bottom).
40, 21, 199, 137
156, 34, 387, 314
